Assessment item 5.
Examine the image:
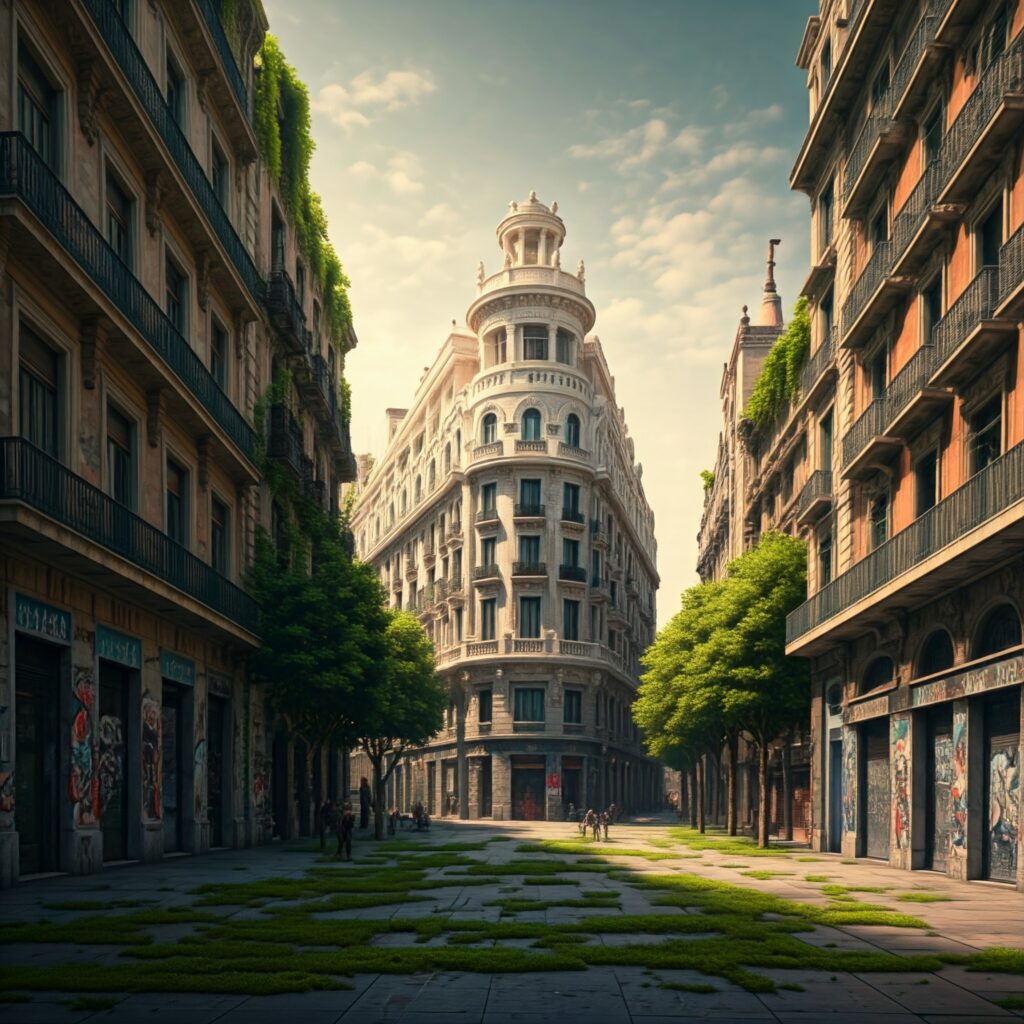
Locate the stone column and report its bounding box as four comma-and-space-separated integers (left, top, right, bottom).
491, 750, 511, 821
539, 230, 548, 267
468, 757, 482, 819
456, 677, 469, 820
545, 753, 561, 821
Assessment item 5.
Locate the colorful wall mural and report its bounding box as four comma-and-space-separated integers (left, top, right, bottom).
69, 668, 98, 828
842, 729, 857, 834
987, 742, 1019, 882
141, 689, 162, 821
951, 710, 968, 860
97, 712, 125, 815
892, 718, 910, 850
0, 771, 13, 829
193, 698, 207, 820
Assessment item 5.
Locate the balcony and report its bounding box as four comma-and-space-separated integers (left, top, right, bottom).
997, 223, 1024, 319
448, 574, 465, 597
787, 440, 1024, 653
447, 522, 463, 545
889, 164, 961, 279
796, 471, 833, 527
559, 564, 588, 584
0, 133, 258, 468
890, 15, 944, 121
475, 506, 500, 526
842, 100, 911, 220
82, 0, 264, 307
266, 270, 308, 355
883, 344, 951, 439
267, 404, 304, 479
928, 267, 1015, 389
0, 437, 258, 637
934, 0, 988, 44
841, 399, 901, 480
405, 561, 419, 581
799, 327, 838, 407
472, 564, 501, 583
935, 33, 1024, 206
590, 519, 608, 546
514, 439, 548, 454
801, 243, 837, 303
512, 561, 548, 578
472, 441, 503, 462
311, 355, 337, 421
193, 0, 250, 118
558, 443, 590, 461
513, 503, 546, 521
561, 508, 586, 526
841, 241, 912, 349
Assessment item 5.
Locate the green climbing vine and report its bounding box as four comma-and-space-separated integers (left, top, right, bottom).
254, 35, 353, 348
339, 377, 352, 430
744, 297, 811, 435
700, 470, 715, 494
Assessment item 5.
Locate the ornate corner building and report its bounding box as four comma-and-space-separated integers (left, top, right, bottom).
352, 195, 661, 821
782, 0, 1024, 887
0, 0, 355, 886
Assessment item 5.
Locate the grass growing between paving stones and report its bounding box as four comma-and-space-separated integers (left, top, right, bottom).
668, 827, 795, 858
740, 870, 794, 880
515, 840, 684, 861
659, 980, 718, 993
895, 892, 954, 903
4, 841, 1023, 1002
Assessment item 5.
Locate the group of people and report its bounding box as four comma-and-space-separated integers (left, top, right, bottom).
567, 802, 618, 841
318, 778, 433, 858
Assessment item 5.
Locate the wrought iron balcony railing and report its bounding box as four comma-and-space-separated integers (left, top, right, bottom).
266, 270, 308, 354
512, 561, 547, 577
514, 503, 546, 518
890, 13, 937, 111
0, 132, 257, 463
559, 564, 588, 582
842, 98, 893, 206
930, 266, 1000, 373
842, 398, 889, 468
194, 0, 249, 114
267, 404, 304, 478
788, 439, 1024, 644
472, 563, 500, 581
0, 437, 258, 633
797, 470, 833, 518
561, 508, 585, 524
999, 224, 1024, 306
799, 327, 837, 397
841, 240, 893, 339
83, 0, 263, 304
475, 506, 500, 523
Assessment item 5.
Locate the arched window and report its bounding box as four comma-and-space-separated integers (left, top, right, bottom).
974, 604, 1022, 658
444, 443, 451, 472
825, 683, 843, 716
428, 460, 436, 490
860, 656, 894, 695
455, 429, 462, 463
481, 414, 497, 445
565, 413, 581, 448
522, 408, 542, 441
917, 630, 955, 678
414, 476, 422, 502
400, 489, 407, 514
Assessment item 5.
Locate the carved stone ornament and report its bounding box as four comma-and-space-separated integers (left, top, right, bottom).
145, 171, 164, 236
76, 60, 104, 147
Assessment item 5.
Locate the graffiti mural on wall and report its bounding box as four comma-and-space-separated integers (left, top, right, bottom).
892, 718, 910, 850
987, 743, 1020, 881
142, 690, 162, 821
251, 709, 268, 816
0, 770, 13, 828
97, 713, 125, 814
951, 711, 968, 859
842, 731, 857, 833
194, 699, 207, 820
69, 668, 99, 827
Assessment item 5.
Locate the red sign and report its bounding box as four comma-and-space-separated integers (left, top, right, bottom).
546, 772, 561, 790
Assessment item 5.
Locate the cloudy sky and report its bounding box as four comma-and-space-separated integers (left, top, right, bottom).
264, 0, 814, 625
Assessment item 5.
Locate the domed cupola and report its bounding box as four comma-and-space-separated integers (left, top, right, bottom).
495, 191, 566, 267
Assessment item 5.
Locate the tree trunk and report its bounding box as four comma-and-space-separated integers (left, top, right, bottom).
687, 766, 697, 828
370, 754, 385, 841
696, 757, 706, 834
757, 738, 769, 848
726, 734, 738, 837
782, 737, 793, 842
305, 743, 317, 838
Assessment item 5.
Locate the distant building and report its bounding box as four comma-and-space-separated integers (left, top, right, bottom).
787, 0, 1024, 888
352, 194, 661, 821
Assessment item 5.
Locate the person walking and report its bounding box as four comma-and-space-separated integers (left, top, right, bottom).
358, 777, 371, 830
338, 801, 355, 860
600, 809, 610, 841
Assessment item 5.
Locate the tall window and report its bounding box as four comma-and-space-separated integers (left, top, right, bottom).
922, 275, 943, 341
105, 170, 133, 268
818, 180, 834, 253
165, 53, 185, 126
869, 63, 889, 109
819, 409, 833, 473
454, 606, 463, 641
922, 102, 944, 165
523, 325, 548, 360
211, 138, 229, 209
478, 688, 493, 724
165, 254, 187, 336
564, 688, 582, 724
867, 345, 887, 400
211, 496, 229, 574
869, 492, 889, 550
563, 482, 581, 518
556, 329, 573, 364
481, 481, 497, 513
481, 413, 497, 444
869, 205, 889, 247
969, 395, 1002, 474
18, 44, 59, 171
563, 599, 580, 641
479, 598, 496, 640
817, 525, 833, 587
820, 38, 832, 90
565, 414, 581, 448
562, 538, 580, 567
522, 408, 542, 441
915, 450, 938, 517
494, 329, 507, 363
166, 458, 188, 546
519, 478, 542, 510
481, 535, 496, 566
106, 404, 135, 508
821, 286, 834, 336
977, 199, 1003, 268
519, 535, 541, 563
519, 596, 541, 638
210, 320, 228, 390
19, 327, 60, 458
513, 687, 544, 722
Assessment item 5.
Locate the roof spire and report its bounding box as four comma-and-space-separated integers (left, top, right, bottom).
757, 238, 784, 328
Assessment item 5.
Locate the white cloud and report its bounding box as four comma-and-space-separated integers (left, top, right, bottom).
569, 118, 670, 172
313, 69, 436, 130
419, 202, 456, 226
349, 151, 425, 194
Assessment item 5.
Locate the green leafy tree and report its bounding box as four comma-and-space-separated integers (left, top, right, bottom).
247, 520, 388, 831
359, 610, 446, 840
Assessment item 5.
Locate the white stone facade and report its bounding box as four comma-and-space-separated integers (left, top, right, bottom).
352, 195, 661, 821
